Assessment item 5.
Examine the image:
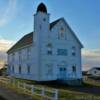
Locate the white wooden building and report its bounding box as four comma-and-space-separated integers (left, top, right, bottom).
7, 3, 83, 85
87, 67, 100, 78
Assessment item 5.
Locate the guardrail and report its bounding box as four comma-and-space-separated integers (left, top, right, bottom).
0, 78, 58, 100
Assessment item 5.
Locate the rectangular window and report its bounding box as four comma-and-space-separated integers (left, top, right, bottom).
46, 64, 53, 76
27, 65, 31, 74
27, 47, 31, 59
19, 65, 21, 74
12, 53, 15, 61
72, 52, 76, 56
57, 49, 67, 56
19, 50, 22, 61
47, 50, 52, 55
72, 46, 76, 56
72, 66, 76, 72
12, 65, 14, 73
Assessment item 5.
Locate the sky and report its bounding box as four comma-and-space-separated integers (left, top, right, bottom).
0, 0, 100, 70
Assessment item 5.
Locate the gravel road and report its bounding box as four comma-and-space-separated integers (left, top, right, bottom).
0, 83, 37, 100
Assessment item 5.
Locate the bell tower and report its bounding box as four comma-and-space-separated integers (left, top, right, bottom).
33, 3, 50, 42
33, 3, 50, 81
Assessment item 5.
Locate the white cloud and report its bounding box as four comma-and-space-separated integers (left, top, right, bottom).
82, 49, 100, 58
0, 0, 17, 27
0, 51, 7, 69
82, 49, 100, 70
0, 38, 15, 68
0, 38, 15, 52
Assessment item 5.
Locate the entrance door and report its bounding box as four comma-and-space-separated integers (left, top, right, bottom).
59, 67, 66, 79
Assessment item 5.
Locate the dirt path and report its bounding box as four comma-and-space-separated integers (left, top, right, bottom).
0, 84, 37, 100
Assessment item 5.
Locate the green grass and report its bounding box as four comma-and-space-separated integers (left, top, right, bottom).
2, 77, 100, 100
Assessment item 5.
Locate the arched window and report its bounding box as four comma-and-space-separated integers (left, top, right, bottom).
58, 27, 66, 39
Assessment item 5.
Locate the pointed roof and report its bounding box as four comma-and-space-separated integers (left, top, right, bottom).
37, 3, 47, 13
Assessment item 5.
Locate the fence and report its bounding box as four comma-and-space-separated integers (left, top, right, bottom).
0, 78, 58, 100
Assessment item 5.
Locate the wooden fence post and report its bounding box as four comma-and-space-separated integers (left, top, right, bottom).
23, 83, 26, 92
31, 85, 34, 94
12, 79, 15, 87
18, 82, 20, 88
41, 87, 45, 96
55, 89, 58, 100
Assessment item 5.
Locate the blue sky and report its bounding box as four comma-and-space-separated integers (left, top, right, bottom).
0, 0, 100, 70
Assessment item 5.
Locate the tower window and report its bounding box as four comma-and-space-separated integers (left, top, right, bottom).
47, 43, 53, 55
43, 18, 46, 21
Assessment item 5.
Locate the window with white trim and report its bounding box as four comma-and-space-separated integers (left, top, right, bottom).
46, 64, 53, 76
47, 43, 53, 55
57, 49, 67, 56
72, 46, 76, 56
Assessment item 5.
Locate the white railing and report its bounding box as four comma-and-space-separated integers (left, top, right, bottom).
0, 78, 58, 100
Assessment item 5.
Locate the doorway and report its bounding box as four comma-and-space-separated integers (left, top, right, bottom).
59, 67, 66, 79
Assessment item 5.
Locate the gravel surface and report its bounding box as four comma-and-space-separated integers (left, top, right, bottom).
0, 84, 37, 100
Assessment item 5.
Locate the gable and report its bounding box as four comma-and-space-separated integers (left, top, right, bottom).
51, 18, 83, 48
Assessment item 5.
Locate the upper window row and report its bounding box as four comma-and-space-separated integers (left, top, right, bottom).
47, 48, 76, 56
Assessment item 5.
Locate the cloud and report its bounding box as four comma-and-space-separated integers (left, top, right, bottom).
82, 49, 100, 70
0, 38, 15, 69
0, 0, 17, 27
0, 39, 15, 52
0, 51, 7, 69
82, 49, 100, 58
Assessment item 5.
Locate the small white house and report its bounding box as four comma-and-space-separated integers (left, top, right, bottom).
87, 67, 100, 78
7, 3, 83, 85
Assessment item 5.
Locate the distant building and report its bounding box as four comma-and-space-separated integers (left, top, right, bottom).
82, 71, 88, 76
87, 67, 100, 78
7, 3, 83, 85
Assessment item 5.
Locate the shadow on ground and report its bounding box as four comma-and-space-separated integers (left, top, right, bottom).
32, 81, 100, 95
0, 96, 6, 100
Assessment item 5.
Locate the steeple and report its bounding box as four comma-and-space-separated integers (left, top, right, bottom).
37, 3, 47, 13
